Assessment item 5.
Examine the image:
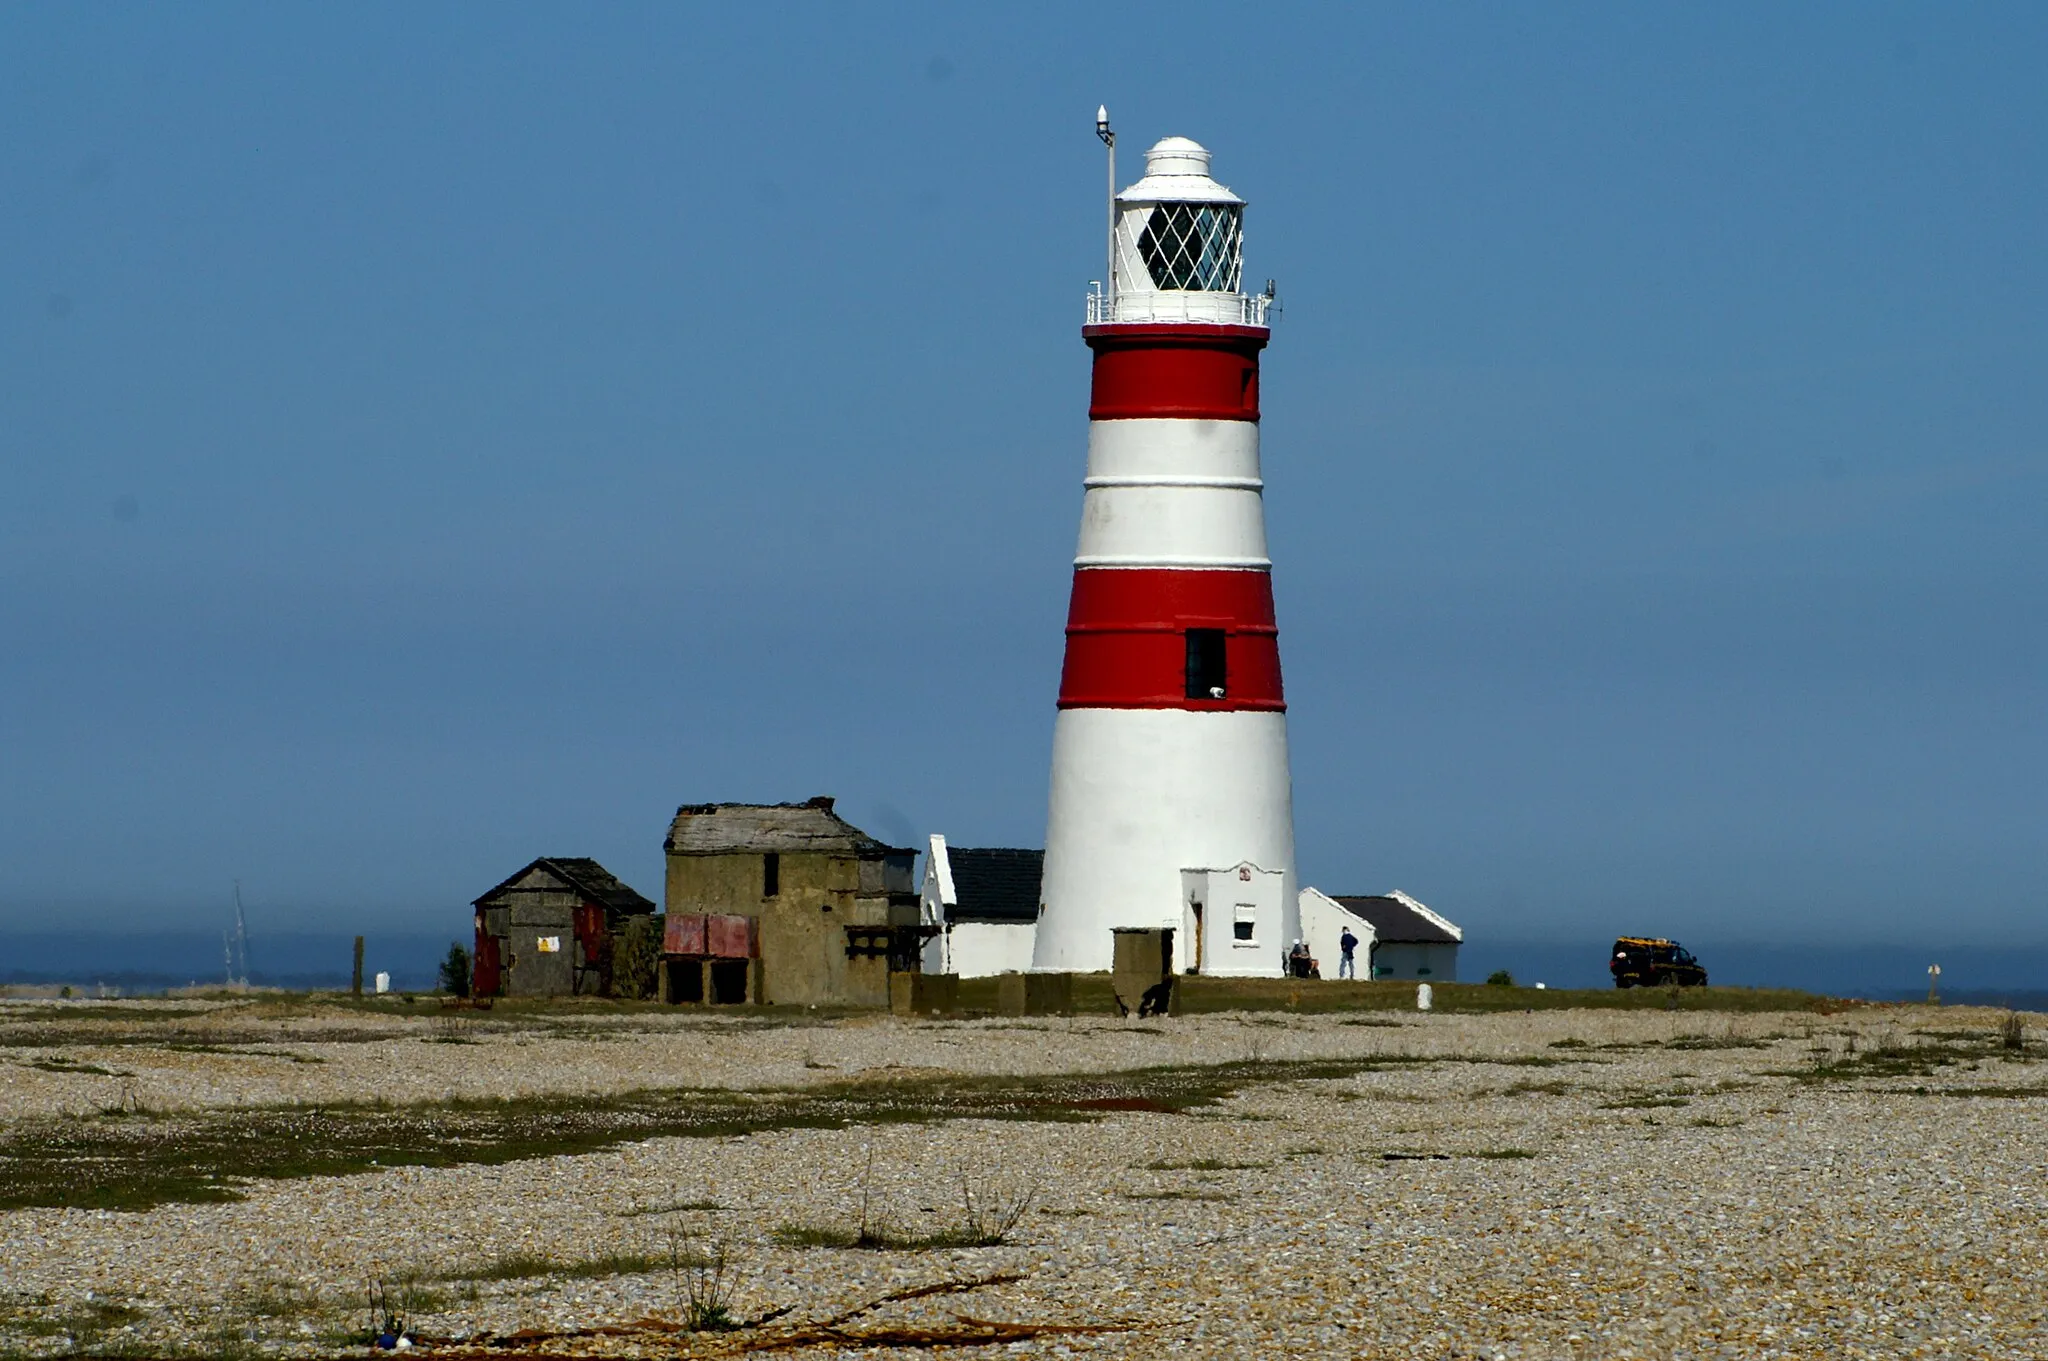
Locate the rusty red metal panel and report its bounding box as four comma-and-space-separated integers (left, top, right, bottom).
666, 913, 707, 956
707, 914, 755, 959
472, 929, 502, 998
573, 903, 606, 963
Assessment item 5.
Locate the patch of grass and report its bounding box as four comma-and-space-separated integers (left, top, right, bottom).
1505, 1079, 1576, 1096
0, 1054, 1404, 1212
1167, 977, 1846, 1016
1599, 1095, 1693, 1110
769, 1221, 1028, 1250
439, 1251, 675, 1283
1666, 1035, 1772, 1050
241, 1280, 320, 1319
1134, 1157, 1270, 1171
1780, 1029, 2035, 1084
1123, 1188, 1236, 1201
619, 1197, 721, 1217
24, 1057, 126, 1077
1688, 1117, 1744, 1128
1469, 1148, 1540, 1159
4, 1299, 150, 1349
161, 1043, 327, 1064
773, 1168, 1035, 1251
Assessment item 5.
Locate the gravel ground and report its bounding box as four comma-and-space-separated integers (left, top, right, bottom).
2, 1000, 2042, 1358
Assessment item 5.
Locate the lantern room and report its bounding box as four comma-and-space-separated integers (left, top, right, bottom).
1090, 136, 1271, 328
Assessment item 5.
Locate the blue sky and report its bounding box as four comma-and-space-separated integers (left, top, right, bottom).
3, 3, 2044, 955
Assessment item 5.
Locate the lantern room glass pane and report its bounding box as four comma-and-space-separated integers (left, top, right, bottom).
1138, 203, 1244, 292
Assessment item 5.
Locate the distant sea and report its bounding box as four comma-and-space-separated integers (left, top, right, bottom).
4, 932, 2045, 1011
0, 932, 457, 994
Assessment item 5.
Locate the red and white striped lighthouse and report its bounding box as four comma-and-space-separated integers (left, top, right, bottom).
1033, 125, 1298, 977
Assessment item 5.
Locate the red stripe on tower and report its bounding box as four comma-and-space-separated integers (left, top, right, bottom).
1084, 324, 1267, 422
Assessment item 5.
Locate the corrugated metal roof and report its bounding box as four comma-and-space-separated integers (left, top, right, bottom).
663, 797, 907, 856
473, 857, 655, 914
947, 848, 1043, 924
1330, 891, 1462, 945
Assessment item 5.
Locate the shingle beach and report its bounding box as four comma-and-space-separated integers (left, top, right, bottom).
1, 996, 2041, 1358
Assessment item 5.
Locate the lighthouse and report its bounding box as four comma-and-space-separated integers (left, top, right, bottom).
1033, 123, 1298, 977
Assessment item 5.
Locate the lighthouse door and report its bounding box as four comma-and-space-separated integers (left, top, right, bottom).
1186, 900, 1205, 974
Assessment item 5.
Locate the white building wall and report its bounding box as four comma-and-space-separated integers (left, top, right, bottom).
1372, 942, 1460, 982
919, 836, 954, 974
1298, 887, 1375, 980
942, 922, 1038, 979
1181, 864, 1287, 976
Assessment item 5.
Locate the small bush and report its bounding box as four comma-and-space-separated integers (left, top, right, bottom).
613, 915, 662, 1001
2002, 1013, 2025, 1052
667, 1228, 738, 1332
438, 943, 471, 998
1485, 970, 1515, 987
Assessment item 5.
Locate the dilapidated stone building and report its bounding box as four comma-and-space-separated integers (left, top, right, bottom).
662, 796, 921, 1007
471, 858, 656, 998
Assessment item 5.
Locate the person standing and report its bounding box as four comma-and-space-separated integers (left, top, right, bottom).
1338, 927, 1359, 979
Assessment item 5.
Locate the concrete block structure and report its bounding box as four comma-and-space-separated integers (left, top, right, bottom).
662, 796, 921, 1007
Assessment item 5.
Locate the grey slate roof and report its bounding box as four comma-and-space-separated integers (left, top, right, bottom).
473, 857, 655, 914
1332, 894, 1461, 945
947, 848, 1043, 925
664, 796, 907, 856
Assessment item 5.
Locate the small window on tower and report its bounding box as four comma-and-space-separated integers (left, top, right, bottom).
1185, 629, 1227, 700
763, 852, 780, 898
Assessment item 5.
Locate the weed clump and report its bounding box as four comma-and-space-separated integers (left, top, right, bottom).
773, 1154, 1035, 1251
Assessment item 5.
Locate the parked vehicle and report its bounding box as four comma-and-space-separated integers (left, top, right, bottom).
1611, 937, 1707, 988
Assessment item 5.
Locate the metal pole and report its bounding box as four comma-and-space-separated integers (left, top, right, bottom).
1097, 107, 1117, 309
1107, 134, 1116, 301
352, 936, 365, 997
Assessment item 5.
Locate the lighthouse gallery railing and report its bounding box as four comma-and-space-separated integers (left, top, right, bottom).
1087, 290, 1273, 328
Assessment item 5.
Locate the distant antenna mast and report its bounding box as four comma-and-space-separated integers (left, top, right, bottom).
1096, 106, 1117, 308
231, 880, 251, 987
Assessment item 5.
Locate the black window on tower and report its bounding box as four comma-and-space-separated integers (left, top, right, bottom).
1185, 629, 1227, 700
763, 852, 780, 898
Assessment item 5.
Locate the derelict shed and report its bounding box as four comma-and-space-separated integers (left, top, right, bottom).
663, 796, 921, 1007
472, 858, 657, 998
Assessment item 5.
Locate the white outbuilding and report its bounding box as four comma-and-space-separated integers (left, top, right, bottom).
919, 837, 1041, 978
1299, 888, 1464, 981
